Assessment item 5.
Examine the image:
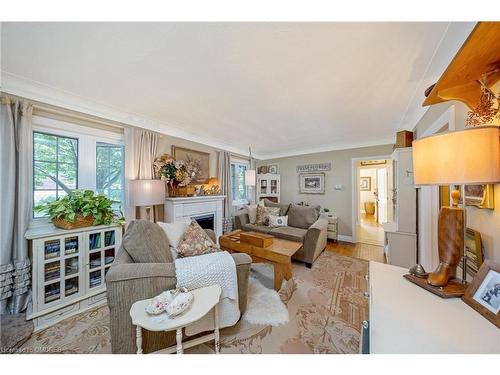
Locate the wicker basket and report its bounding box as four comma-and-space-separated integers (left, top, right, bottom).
53, 214, 95, 230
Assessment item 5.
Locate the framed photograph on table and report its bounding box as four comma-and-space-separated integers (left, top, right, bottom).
299, 173, 325, 194
462, 260, 500, 328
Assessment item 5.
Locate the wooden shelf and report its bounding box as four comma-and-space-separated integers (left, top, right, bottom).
423, 22, 500, 109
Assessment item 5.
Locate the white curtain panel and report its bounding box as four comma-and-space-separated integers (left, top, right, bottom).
0, 97, 33, 314
217, 151, 232, 228
124, 128, 158, 222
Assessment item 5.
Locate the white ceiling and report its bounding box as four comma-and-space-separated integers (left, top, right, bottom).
1, 22, 475, 159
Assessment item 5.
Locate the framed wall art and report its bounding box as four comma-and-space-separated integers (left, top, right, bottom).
360, 176, 371, 191
172, 146, 210, 183
299, 173, 325, 194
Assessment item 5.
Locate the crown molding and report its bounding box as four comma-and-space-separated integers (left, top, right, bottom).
259, 136, 395, 160
1, 72, 253, 158
2, 72, 396, 160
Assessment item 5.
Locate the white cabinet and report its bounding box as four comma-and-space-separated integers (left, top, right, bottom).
26, 224, 122, 331
257, 174, 280, 203
383, 147, 417, 268
322, 213, 338, 242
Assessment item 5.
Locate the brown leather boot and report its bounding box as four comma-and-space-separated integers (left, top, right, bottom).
427, 206, 464, 287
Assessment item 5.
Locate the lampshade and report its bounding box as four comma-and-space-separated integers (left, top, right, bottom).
245, 169, 256, 186
413, 126, 500, 185
128, 179, 165, 206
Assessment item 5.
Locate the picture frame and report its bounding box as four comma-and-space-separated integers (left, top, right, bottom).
462, 260, 500, 328
464, 184, 495, 209
172, 146, 210, 183
299, 173, 325, 194
268, 163, 279, 174
360, 176, 371, 191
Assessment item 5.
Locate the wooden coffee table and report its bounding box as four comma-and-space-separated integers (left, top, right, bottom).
219, 230, 302, 290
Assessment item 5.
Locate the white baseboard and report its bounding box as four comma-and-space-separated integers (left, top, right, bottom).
337, 235, 354, 243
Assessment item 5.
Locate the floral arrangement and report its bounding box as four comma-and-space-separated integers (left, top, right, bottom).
153, 154, 201, 187
466, 83, 500, 127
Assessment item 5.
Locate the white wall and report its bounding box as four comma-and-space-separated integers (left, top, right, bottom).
414, 92, 500, 263
258, 144, 394, 239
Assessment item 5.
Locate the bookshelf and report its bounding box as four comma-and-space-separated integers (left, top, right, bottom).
25, 224, 122, 331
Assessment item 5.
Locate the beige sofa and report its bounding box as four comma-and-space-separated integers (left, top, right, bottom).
234, 200, 328, 268
106, 220, 252, 354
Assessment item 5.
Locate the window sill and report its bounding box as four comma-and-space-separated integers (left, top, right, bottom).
232, 200, 249, 207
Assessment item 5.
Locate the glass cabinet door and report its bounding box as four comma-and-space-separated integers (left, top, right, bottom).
87, 229, 116, 290
260, 179, 268, 194
270, 179, 278, 194
41, 235, 82, 307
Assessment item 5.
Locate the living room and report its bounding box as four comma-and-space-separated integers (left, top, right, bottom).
1, 1, 500, 373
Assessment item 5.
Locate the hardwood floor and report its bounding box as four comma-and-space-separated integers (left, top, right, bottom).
326, 239, 386, 263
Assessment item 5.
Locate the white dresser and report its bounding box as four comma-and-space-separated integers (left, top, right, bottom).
368, 261, 500, 354
25, 224, 122, 331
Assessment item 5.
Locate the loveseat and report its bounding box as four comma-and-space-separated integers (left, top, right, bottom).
106, 220, 252, 354
234, 200, 328, 268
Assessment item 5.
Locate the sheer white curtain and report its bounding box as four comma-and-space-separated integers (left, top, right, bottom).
0, 97, 33, 314
124, 127, 159, 222
218, 151, 233, 232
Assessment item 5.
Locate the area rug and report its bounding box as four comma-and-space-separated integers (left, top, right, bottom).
19, 250, 369, 354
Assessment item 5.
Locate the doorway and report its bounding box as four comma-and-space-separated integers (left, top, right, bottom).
354, 158, 392, 246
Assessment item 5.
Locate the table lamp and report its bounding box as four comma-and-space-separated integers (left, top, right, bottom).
129, 179, 165, 221
410, 126, 500, 297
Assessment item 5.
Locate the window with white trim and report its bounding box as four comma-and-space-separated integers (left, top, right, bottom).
31, 113, 124, 222
230, 159, 249, 205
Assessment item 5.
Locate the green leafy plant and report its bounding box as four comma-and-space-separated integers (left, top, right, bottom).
35, 190, 125, 226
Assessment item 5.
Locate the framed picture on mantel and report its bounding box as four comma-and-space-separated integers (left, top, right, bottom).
172, 146, 210, 183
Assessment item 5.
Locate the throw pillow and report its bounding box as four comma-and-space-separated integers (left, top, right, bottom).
268, 215, 288, 227
255, 205, 281, 226
157, 218, 191, 248
287, 204, 321, 229
122, 220, 172, 263
176, 220, 219, 257
245, 204, 258, 224
263, 198, 291, 216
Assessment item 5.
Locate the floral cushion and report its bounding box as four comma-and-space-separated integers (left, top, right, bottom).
176, 220, 219, 257
255, 205, 281, 226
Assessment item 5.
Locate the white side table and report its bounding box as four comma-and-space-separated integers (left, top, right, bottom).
130, 285, 222, 354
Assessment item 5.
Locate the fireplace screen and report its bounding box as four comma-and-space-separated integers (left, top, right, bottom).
193, 214, 215, 231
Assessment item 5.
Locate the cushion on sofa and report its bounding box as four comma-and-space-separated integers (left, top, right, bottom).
255, 205, 280, 226
270, 226, 308, 242
263, 199, 291, 216
176, 220, 220, 258
122, 220, 172, 263
287, 204, 321, 229
242, 223, 272, 234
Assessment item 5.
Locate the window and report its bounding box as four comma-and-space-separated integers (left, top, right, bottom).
96, 143, 124, 212
31, 114, 124, 221
230, 160, 248, 205
33, 132, 78, 218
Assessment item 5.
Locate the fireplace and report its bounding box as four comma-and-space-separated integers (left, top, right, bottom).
164, 195, 225, 242
193, 214, 215, 231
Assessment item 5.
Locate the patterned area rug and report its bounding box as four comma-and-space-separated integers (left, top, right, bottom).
20, 251, 368, 354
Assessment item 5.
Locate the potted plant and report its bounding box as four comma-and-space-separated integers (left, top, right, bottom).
35, 190, 125, 230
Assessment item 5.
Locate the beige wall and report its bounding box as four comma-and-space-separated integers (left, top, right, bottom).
156, 134, 220, 178
413, 93, 500, 263
258, 144, 394, 239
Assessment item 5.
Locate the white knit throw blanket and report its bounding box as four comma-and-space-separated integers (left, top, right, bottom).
175, 251, 240, 336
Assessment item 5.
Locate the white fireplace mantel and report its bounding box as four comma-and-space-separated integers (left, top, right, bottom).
164, 195, 226, 241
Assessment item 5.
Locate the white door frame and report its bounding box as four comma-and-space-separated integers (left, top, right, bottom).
351, 155, 391, 243
418, 105, 456, 271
